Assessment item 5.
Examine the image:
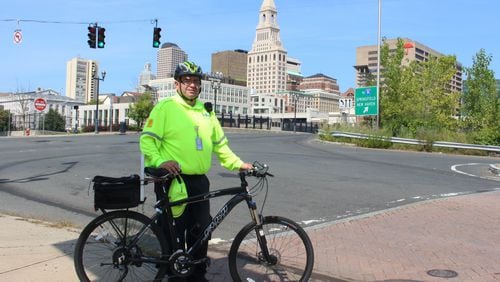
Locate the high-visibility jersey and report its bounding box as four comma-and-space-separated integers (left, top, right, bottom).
140, 94, 243, 174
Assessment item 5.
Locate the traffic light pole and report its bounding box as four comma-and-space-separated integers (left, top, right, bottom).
93, 71, 106, 134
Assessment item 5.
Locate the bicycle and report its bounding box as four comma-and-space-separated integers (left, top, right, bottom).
74, 162, 314, 281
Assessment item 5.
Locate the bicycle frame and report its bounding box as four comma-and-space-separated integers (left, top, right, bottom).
96, 173, 268, 269
156, 180, 262, 258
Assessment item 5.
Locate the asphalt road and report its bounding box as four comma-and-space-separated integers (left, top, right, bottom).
0, 130, 498, 241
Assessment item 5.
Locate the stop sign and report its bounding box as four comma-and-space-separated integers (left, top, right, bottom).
34, 98, 47, 111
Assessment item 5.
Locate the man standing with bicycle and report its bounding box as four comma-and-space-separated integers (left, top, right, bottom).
140, 61, 252, 281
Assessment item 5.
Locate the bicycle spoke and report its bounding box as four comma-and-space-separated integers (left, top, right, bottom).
229, 216, 314, 282
74, 211, 167, 281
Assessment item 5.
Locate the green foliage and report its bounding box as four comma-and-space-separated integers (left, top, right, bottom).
318, 124, 491, 155
356, 135, 392, 149
42, 109, 65, 132
0, 109, 10, 131
127, 92, 154, 129
461, 49, 499, 145
378, 38, 460, 137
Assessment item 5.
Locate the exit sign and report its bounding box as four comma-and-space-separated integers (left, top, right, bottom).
355, 86, 378, 116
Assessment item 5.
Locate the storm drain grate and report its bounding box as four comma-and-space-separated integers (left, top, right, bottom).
427, 269, 458, 278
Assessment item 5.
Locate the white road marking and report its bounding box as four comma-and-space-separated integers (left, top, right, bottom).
451, 163, 500, 181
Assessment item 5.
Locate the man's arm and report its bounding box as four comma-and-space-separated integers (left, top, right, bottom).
139, 105, 166, 168
211, 115, 251, 171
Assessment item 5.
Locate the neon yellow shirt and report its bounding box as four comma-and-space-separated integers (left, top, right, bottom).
140, 94, 243, 174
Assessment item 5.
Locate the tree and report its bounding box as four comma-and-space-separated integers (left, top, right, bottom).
127, 92, 154, 129
12, 91, 31, 129
461, 49, 499, 144
412, 55, 460, 131
379, 38, 411, 135
379, 38, 460, 137
0, 108, 10, 132
42, 109, 65, 132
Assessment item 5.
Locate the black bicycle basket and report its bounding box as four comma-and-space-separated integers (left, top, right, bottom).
92, 174, 141, 210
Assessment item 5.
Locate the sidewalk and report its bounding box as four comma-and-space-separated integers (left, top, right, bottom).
1, 190, 499, 281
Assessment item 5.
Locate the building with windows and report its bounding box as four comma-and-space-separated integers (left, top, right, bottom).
66, 57, 98, 103
147, 78, 251, 115
137, 63, 156, 93
75, 93, 137, 130
211, 50, 248, 86
247, 0, 288, 114
286, 57, 303, 91
157, 43, 188, 79
299, 73, 340, 95
354, 38, 463, 92
0, 88, 83, 132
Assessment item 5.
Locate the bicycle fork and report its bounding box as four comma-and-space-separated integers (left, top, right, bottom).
247, 199, 277, 266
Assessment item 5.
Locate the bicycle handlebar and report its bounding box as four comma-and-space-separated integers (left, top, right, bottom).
145, 161, 273, 180
239, 161, 274, 178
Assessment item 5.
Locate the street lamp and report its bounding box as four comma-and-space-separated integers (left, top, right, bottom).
93, 70, 106, 134
208, 72, 223, 114
73, 105, 79, 133
291, 93, 298, 133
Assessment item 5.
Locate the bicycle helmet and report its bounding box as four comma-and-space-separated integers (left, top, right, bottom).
174, 61, 203, 81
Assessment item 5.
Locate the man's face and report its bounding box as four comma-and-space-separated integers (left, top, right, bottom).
176, 75, 201, 100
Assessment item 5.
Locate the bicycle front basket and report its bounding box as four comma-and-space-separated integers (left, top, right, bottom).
93, 174, 141, 210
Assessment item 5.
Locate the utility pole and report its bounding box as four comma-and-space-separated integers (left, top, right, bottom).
376, 0, 382, 129
293, 93, 298, 133
93, 70, 106, 134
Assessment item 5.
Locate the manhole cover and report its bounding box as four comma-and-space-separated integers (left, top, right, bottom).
427, 269, 458, 278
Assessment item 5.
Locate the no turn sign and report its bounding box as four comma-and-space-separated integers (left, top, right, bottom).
34, 98, 47, 111
13, 30, 22, 44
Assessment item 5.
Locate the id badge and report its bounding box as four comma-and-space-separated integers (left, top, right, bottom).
196, 137, 203, 151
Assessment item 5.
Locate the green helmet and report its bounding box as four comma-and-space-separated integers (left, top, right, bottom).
174, 61, 203, 81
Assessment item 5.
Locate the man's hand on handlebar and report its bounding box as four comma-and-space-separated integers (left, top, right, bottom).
159, 160, 181, 176
239, 162, 254, 171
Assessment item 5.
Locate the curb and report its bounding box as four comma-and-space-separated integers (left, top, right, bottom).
489, 164, 500, 176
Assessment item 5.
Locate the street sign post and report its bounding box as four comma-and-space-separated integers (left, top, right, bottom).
34, 98, 47, 111
355, 86, 378, 116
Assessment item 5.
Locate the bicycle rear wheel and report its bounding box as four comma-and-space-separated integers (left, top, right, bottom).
74, 210, 168, 281
228, 216, 314, 282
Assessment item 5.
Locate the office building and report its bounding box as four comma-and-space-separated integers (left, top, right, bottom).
299, 73, 341, 95
247, 0, 288, 114
65, 57, 98, 103
137, 63, 156, 93
211, 50, 248, 86
354, 38, 463, 92
148, 77, 251, 115
157, 43, 188, 79
286, 57, 303, 91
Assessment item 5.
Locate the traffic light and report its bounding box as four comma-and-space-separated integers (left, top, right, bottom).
87, 26, 96, 48
97, 27, 106, 48
153, 27, 161, 48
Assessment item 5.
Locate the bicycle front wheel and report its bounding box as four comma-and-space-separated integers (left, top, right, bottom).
74, 210, 168, 281
228, 216, 314, 282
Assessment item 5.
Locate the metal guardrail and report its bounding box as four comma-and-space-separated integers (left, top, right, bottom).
320, 130, 500, 153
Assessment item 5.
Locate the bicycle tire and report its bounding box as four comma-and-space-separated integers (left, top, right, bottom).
74, 210, 168, 282
228, 216, 314, 282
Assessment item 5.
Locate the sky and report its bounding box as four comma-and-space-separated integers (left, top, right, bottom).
1, 0, 499, 96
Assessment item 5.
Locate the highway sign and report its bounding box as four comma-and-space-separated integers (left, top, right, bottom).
355, 86, 378, 116
34, 98, 47, 111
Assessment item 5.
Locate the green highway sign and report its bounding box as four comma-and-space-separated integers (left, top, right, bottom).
355, 86, 378, 116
